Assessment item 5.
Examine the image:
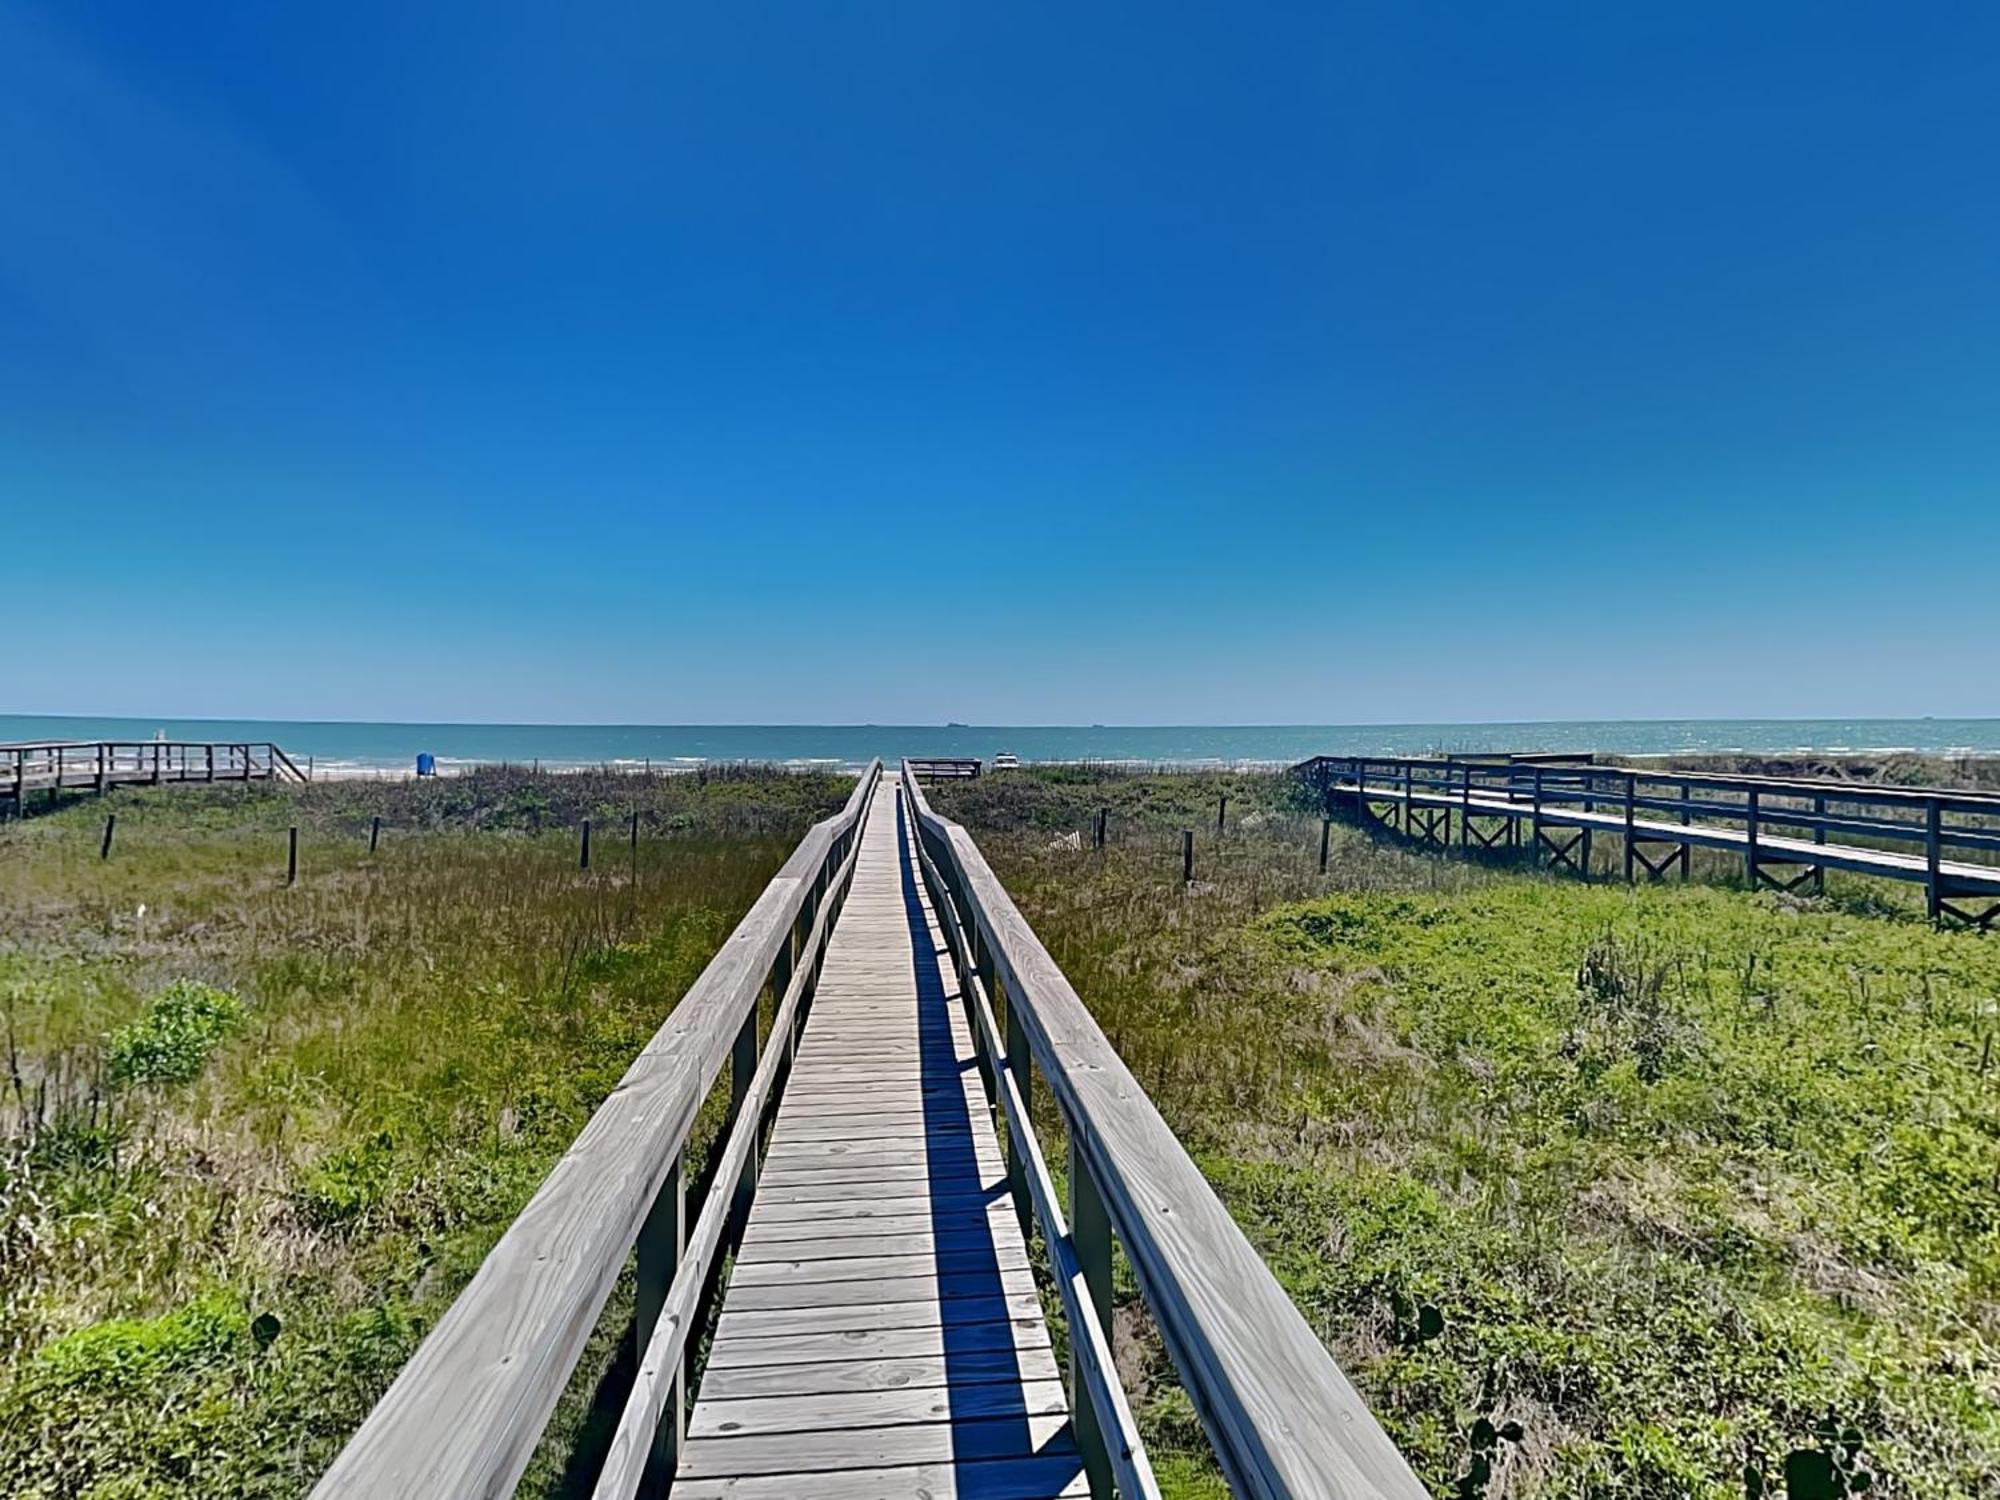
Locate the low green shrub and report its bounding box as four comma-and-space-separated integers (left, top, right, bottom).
104, 981, 244, 1089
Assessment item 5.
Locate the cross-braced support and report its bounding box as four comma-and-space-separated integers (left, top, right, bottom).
1749, 855, 1825, 896
1536, 827, 1588, 878
1627, 838, 1691, 882
1408, 805, 1451, 851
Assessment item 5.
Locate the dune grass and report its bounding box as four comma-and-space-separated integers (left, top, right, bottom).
939, 768, 2000, 1500
0, 767, 849, 1499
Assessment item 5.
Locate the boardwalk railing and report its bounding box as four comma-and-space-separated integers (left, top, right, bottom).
6, 739, 307, 807
903, 761, 1428, 1499
312, 760, 883, 1499
1296, 754, 2000, 927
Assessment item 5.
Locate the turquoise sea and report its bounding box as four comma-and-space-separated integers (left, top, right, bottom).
3, 715, 1997, 776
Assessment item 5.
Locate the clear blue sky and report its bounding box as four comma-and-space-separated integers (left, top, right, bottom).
4, 3, 1996, 725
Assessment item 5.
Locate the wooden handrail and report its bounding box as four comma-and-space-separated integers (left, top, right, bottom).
311, 761, 883, 1499
902, 762, 1158, 1498
902, 763, 1427, 1500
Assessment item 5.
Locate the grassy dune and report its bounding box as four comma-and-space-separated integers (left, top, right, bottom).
939, 769, 2000, 1500
0, 768, 848, 1498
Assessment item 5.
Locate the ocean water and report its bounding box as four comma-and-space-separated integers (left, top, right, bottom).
3, 715, 1997, 775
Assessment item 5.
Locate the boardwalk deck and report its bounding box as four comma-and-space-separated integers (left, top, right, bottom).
678, 787, 1085, 1498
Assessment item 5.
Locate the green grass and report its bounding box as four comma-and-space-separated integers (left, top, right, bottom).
0, 767, 849, 1499
940, 768, 2000, 1500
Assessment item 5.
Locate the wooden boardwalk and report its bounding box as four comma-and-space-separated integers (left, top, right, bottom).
5, 739, 305, 811
314, 759, 1427, 1500
1297, 755, 2000, 926
678, 788, 1084, 1497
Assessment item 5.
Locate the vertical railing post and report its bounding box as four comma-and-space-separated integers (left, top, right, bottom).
1070, 1142, 1114, 1500
1531, 767, 1544, 863
1623, 774, 1637, 882
1319, 816, 1331, 873
1813, 793, 1827, 894
1579, 774, 1594, 882
101, 814, 116, 860
1459, 763, 1472, 849
370, 816, 382, 853
95, 743, 106, 793
287, 826, 299, 886
729, 996, 759, 1234
636, 1150, 686, 1489
771, 912, 798, 1067
1181, 829, 1194, 884
1679, 781, 1693, 879
1745, 788, 1761, 888
1926, 798, 1943, 923
580, 819, 592, 870
972, 921, 998, 1103
1004, 981, 1032, 1239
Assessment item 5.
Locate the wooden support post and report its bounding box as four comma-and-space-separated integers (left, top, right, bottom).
728, 1003, 758, 1237
1181, 829, 1194, 884
972, 929, 998, 1104
580, 819, 591, 870
630, 808, 640, 855
635, 1150, 686, 1489
1623, 775, 1637, 882
287, 826, 298, 886
1745, 789, 1760, 888
1680, 782, 1693, 879
1006, 996, 1032, 1239
1531, 767, 1544, 862
1216, 793, 1227, 836
1319, 817, 1331, 873
369, 816, 381, 853
770, 920, 798, 1068
1813, 794, 1827, 894
1400, 761, 1412, 832
205, 744, 215, 782
1926, 799, 1943, 923
241, 744, 252, 781
1460, 764, 1472, 850
13, 751, 25, 816
151, 742, 162, 785
1070, 1141, 1114, 1500
101, 814, 115, 860
95, 743, 106, 793
1094, 807, 1107, 850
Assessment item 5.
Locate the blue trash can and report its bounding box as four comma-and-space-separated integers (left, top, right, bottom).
416, 752, 436, 777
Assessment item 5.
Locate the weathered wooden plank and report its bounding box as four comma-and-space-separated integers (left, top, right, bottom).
738, 1220, 1020, 1263
721, 1261, 1036, 1314
704, 1318, 1051, 1372
731, 1243, 1030, 1287
671, 1455, 1089, 1500
701, 1345, 1060, 1399
742, 1209, 1013, 1250
678, 1414, 1078, 1480
689, 1376, 1069, 1440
